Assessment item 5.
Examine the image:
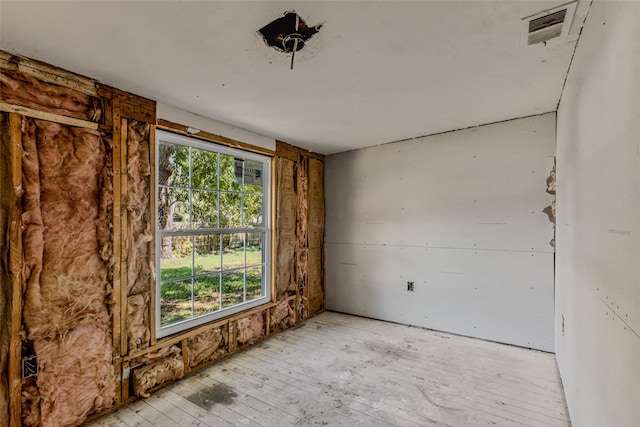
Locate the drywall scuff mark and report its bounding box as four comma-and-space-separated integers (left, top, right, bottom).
546, 163, 556, 195
543, 162, 556, 247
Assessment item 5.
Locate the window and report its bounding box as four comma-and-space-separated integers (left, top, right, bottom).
155, 130, 271, 338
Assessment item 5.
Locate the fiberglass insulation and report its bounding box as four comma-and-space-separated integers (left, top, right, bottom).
236, 313, 265, 346
20, 118, 114, 426
126, 120, 152, 352
187, 326, 228, 368
132, 345, 184, 398
275, 159, 296, 300
0, 70, 102, 122
307, 158, 325, 315
270, 299, 295, 332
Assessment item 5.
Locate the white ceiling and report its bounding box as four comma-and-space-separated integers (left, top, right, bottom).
0, 1, 589, 155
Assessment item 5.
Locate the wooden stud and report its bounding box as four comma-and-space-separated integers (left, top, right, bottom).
112, 104, 122, 359
181, 340, 190, 375
1, 50, 98, 96
113, 88, 156, 124
120, 118, 129, 357
265, 307, 271, 336
229, 321, 237, 353
275, 140, 299, 161
7, 113, 23, 427
149, 124, 157, 346
276, 140, 324, 162
0, 101, 99, 130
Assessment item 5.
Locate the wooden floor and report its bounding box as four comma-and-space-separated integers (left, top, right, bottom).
88, 311, 571, 427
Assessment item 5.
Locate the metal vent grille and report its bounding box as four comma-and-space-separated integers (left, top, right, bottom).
529, 9, 567, 33
522, 2, 577, 46
528, 24, 564, 45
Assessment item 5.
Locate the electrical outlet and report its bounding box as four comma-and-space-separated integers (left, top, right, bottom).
407, 281, 414, 292
22, 355, 38, 379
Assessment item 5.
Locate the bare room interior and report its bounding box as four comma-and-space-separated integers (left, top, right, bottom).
0, 1, 638, 426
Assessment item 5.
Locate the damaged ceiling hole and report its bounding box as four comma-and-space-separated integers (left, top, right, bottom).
258, 11, 322, 69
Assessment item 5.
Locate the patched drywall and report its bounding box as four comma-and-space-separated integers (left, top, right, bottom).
157, 103, 275, 152
555, 1, 640, 425
326, 113, 556, 351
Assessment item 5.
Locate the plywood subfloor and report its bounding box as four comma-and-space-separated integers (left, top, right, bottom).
88, 311, 571, 427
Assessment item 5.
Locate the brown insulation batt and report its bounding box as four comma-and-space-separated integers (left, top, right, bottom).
132, 345, 184, 398
270, 299, 295, 332
20, 118, 114, 425
307, 158, 325, 315
0, 113, 11, 427
0, 69, 101, 122
296, 156, 309, 318
275, 158, 297, 300
127, 293, 150, 351
126, 120, 152, 352
21, 118, 111, 338
25, 324, 115, 427
236, 313, 265, 346
21, 380, 40, 427
187, 325, 228, 368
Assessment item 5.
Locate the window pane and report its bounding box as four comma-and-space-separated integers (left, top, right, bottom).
244, 183, 262, 195
222, 234, 245, 270
160, 236, 193, 281
220, 192, 242, 228
219, 154, 241, 192
246, 266, 263, 302
246, 232, 263, 267
222, 270, 244, 308
158, 187, 190, 230
194, 273, 220, 316
192, 189, 218, 229
160, 278, 192, 326
191, 149, 218, 189
243, 194, 262, 227
156, 131, 270, 338
194, 235, 221, 274
158, 142, 189, 188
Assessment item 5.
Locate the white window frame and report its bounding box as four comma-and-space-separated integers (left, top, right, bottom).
155, 130, 271, 338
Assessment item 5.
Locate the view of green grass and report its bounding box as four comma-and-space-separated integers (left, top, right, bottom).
160, 248, 263, 326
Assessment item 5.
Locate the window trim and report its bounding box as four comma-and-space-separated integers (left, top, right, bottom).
155, 130, 272, 339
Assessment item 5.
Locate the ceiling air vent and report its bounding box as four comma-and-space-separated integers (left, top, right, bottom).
522, 2, 577, 46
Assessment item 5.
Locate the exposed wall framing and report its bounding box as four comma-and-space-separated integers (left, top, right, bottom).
276, 141, 326, 318
1, 51, 325, 427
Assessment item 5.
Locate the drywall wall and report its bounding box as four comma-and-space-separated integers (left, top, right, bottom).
555, 1, 640, 426
157, 103, 275, 152
326, 113, 556, 351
